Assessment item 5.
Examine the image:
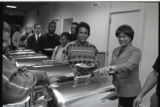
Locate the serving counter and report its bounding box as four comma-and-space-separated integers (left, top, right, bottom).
28, 64, 118, 107
8, 49, 49, 68
5, 49, 118, 107
8, 49, 36, 57
49, 71, 118, 107
14, 55, 49, 68
29, 64, 73, 78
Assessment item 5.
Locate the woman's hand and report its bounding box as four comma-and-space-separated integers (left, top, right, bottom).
94, 66, 118, 76
133, 95, 143, 107
94, 67, 110, 75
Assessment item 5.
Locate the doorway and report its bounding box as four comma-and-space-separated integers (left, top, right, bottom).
52, 19, 61, 35
63, 18, 73, 33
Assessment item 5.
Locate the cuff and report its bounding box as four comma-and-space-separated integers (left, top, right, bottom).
109, 65, 117, 71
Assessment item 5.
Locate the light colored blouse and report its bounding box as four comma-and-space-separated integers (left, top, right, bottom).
51, 45, 67, 61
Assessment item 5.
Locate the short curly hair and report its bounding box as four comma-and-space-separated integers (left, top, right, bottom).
15, 24, 22, 32
48, 21, 56, 28
115, 24, 134, 41
71, 22, 79, 27
61, 32, 70, 40
77, 22, 90, 36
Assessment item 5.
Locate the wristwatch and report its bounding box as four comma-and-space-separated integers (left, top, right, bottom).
109, 66, 112, 71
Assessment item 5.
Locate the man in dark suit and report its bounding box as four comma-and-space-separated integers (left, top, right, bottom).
27, 23, 42, 53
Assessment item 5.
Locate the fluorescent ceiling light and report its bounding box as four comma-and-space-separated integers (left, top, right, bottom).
6, 5, 17, 8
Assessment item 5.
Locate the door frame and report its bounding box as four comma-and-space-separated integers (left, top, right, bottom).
52, 18, 61, 35
105, 6, 145, 66
62, 17, 73, 33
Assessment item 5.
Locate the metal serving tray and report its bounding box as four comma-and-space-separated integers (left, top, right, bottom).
29, 64, 73, 78
49, 73, 118, 107
15, 55, 49, 68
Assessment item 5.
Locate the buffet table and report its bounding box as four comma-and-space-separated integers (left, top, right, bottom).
5, 49, 118, 107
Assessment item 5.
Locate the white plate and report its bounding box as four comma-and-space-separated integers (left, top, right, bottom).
76, 63, 95, 69
44, 48, 54, 51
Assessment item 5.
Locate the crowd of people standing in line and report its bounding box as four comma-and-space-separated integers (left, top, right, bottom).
9, 21, 79, 59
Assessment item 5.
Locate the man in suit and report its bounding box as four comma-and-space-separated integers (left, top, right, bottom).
27, 23, 42, 53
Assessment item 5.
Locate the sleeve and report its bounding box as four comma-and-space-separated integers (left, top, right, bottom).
116, 48, 141, 72
153, 56, 159, 72
63, 47, 68, 61
2, 56, 36, 104
94, 46, 100, 68
37, 35, 43, 52
51, 46, 58, 60
2, 56, 49, 104
56, 35, 60, 46
65, 42, 75, 60
12, 32, 18, 48
65, 44, 70, 56
26, 37, 30, 49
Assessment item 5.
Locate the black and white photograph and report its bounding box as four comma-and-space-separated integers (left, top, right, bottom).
2, 1, 159, 107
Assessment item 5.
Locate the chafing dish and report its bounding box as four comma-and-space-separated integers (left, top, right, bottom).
48, 71, 118, 107
29, 64, 73, 78
8, 49, 38, 62
28, 63, 118, 107
29, 65, 118, 107
9, 49, 36, 56
10, 53, 48, 68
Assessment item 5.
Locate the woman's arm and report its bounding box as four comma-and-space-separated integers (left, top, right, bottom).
111, 48, 141, 73
51, 46, 57, 60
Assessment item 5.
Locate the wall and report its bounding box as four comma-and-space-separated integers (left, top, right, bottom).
3, 9, 26, 16
23, 2, 158, 107
24, 2, 110, 52
23, 3, 53, 33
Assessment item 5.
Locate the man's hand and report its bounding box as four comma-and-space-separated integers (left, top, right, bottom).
133, 95, 143, 107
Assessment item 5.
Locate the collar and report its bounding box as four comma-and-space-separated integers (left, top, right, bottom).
75, 39, 89, 45
120, 42, 132, 50
35, 33, 41, 37
48, 32, 55, 37
3, 54, 8, 59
